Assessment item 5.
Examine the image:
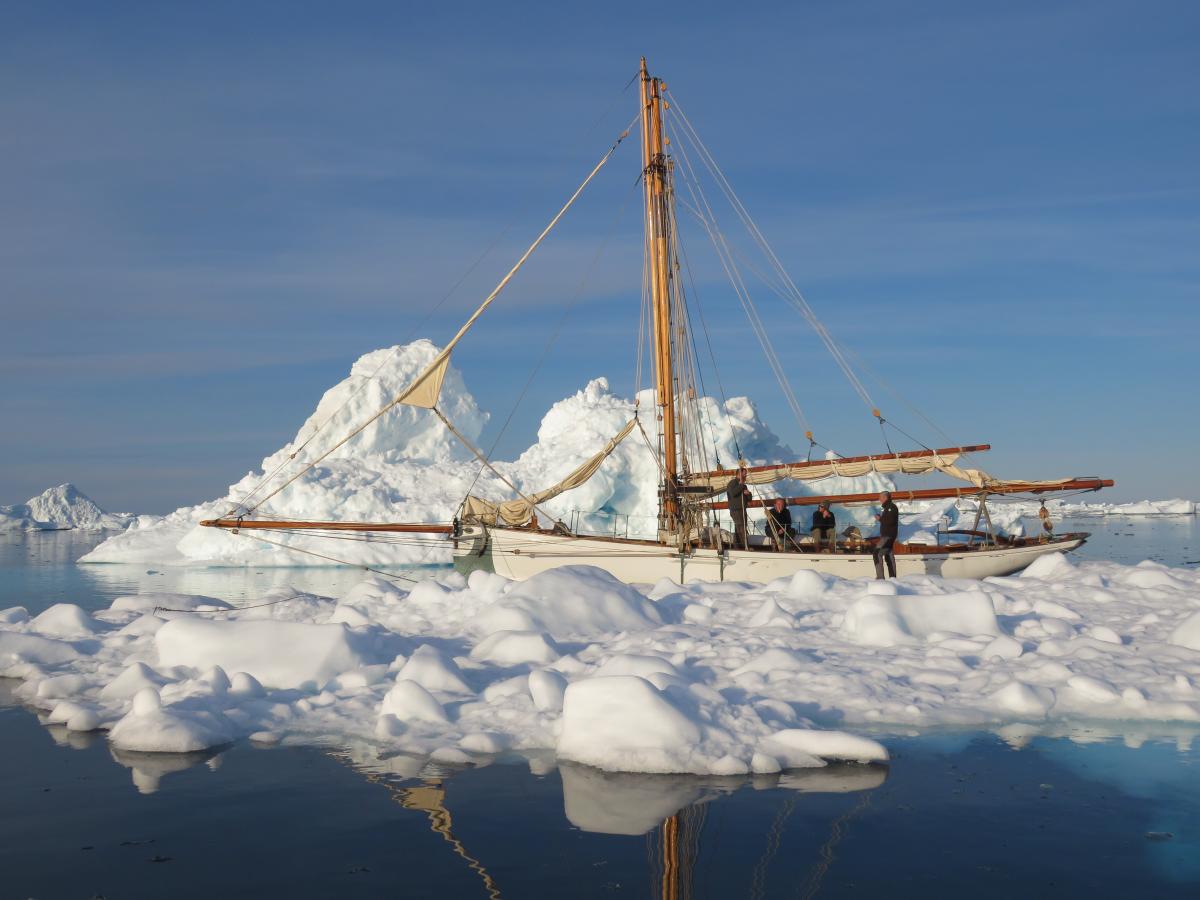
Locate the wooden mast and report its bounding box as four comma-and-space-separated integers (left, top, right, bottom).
641, 57, 679, 539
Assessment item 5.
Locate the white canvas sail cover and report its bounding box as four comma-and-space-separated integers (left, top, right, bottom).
683, 451, 972, 488
464, 418, 637, 526
684, 451, 1079, 493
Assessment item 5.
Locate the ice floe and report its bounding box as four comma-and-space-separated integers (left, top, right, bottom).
3, 556, 1199, 776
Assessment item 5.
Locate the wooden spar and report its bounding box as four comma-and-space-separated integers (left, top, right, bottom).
688, 444, 992, 481
707, 478, 1114, 510
199, 519, 453, 533
642, 57, 678, 534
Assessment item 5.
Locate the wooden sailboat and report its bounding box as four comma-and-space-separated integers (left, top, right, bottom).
202, 58, 1113, 584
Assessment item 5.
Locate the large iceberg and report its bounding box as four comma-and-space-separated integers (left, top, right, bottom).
81, 340, 892, 567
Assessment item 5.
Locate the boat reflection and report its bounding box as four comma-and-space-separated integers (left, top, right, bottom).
343, 748, 888, 900
559, 763, 887, 900
558, 761, 887, 836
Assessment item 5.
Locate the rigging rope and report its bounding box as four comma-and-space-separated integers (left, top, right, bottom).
221, 529, 424, 582
668, 114, 813, 439
667, 91, 880, 418
459, 171, 642, 513
240, 122, 635, 516
433, 407, 559, 526
224, 229, 513, 518
229, 79, 642, 518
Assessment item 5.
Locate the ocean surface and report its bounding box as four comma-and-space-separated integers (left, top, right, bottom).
1, 516, 1198, 898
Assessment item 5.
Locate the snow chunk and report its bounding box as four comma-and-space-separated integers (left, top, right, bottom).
594, 654, 682, 680
760, 729, 890, 767
46, 700, 101, 732
470, 631, 560, 666
380, 679, 449, 724
747, 597, 796, 629
476, 567, 662, 638
398, 645, 473, 694
0, 633, 80, 670
156, 618, 375, 690
1169, 611, 1200, 652
557, 676, 702, 773
1021, 552, 1076, 580
731, 648, 808, 679
528, 669, 568, 711
99, 662, 168, 700
842, 591, 1000, 646
990, 681, 1054, 718
982, 635, 1024, 660
30, 604, 97, 637
109, 688, 234, 753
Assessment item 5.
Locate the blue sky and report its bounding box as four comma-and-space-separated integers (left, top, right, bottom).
2, 1, 1197, 512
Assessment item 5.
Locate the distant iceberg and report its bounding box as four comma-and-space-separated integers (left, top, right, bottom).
0, 484, 136, 532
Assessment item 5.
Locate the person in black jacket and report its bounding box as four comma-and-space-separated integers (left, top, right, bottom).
874, 490, 899, 579
811, 501, 836, 552
725, 466, 753, 550
765, 497, 794, 550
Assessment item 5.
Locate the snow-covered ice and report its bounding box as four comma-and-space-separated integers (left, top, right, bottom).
3, 556, 1199, 776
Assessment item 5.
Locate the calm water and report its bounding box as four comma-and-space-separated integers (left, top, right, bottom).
1, 517, 1198, 897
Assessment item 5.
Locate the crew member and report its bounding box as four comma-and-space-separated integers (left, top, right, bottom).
811, 501, 836, 553
1038, 502, 1054, 541
874, 490, 899, 579
726, 465, 753, 550
765, 497, 794, 550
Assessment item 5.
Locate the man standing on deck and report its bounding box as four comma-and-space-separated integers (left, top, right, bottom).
726, 465, 753, 550
874, 490, 899, 579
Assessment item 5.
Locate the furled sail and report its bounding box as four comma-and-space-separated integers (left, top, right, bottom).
464, 418, 637, 525
683, 448, 976, 489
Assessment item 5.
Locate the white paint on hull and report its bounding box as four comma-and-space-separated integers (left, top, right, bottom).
453, 526, 1085, 584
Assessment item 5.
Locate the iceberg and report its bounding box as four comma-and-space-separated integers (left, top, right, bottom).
82, 340, 888, 567
0, 483, 136, 532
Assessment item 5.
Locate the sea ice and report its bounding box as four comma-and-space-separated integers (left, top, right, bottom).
4, 550, 1200, 777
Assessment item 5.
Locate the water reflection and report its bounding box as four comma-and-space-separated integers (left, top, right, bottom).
109, 746, 227, 795
339, 750, 889, 900
557, 762, 887, 836
4, 695, 1199, 897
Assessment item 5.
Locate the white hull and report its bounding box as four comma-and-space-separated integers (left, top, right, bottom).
453, 526, 1086, 584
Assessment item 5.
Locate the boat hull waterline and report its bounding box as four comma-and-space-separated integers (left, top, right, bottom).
453, 525, 1086, 584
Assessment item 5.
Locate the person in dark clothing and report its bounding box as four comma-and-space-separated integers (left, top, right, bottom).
765, 497, 794, 550
811, 501, 836, 552
874, 490, 899, 579
725, 466, 753, 550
